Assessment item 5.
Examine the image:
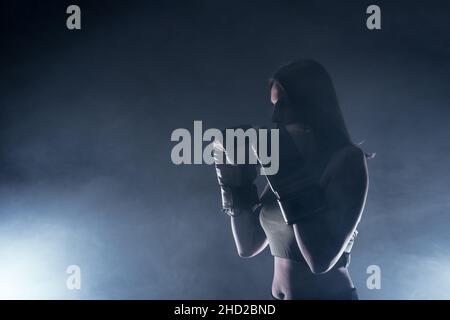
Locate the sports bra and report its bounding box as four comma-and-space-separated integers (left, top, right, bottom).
258, 123, 358, 267
258, 185, 304, 261
258, 183, 356, 268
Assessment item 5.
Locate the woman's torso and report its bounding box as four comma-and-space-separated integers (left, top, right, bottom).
260, 199, 354, 299
259, 123, 356, 299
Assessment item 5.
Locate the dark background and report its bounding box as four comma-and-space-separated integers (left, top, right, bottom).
1, 0, 450, 299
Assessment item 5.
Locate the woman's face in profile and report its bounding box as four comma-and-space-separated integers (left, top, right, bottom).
270, 81, 282, 105
269, 80, 302, 125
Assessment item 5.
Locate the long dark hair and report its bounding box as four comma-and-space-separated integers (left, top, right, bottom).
271, 59, 353, 157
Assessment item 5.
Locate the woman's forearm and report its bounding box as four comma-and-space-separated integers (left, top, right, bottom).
293, 223, 346, 274
230, 209, 268, 258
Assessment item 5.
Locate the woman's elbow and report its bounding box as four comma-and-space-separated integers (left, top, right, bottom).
304, 251, 341, 274
237, 248, 258, 258
236, 240, 268, 258
307, 258, 333, 274
237, 245, 265, 258
293, 229, 342, 274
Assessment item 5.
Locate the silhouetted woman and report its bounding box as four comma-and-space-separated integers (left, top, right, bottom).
214, 59, 370, 300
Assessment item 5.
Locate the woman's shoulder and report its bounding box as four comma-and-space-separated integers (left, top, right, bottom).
340, 143, 364, 157
332, 144, 368, 166
321, 144, 368, 182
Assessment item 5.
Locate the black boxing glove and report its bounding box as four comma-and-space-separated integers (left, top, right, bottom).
257, 125, 327, 224
213, 125, 259, 216
267, 172, 327, 225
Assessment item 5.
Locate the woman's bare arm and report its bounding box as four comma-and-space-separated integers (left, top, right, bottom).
293, 146, 368, 274
230, 208, 269, 258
